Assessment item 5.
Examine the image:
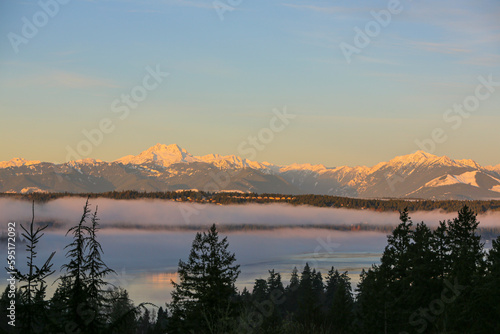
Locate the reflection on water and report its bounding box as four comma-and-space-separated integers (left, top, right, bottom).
129, 251, 382, 307
147, 272, 178, 285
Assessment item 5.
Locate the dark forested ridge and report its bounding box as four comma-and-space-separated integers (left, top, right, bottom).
3, 190, 500, 213
2, 202, 500, 333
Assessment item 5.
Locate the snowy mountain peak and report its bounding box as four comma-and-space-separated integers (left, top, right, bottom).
115, 143, 196, 167
394, 150, 438, 164
381, 151, 478, 169
112, 144, 279, 171
397, 152, 482, 170
147, 143, 188, 157
413, 150, 434, 158
0, 158, 41, 168
457, 159, 481, 169
486, 164, 500, 173
368, 151, 434, 173
424, 171, 481, 188
280, 163, 327, 173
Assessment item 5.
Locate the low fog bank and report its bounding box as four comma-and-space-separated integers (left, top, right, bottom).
1, 198, 499, 230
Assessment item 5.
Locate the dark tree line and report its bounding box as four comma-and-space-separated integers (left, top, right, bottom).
167, 206, 500, 333
3, 190, 500, 214
356, 206, 500, 333
2, 203, 499, 333
1, 199, 158, 334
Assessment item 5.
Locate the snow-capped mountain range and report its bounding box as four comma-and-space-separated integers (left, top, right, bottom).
1, 143, 500, 200
115, 144, 274, 170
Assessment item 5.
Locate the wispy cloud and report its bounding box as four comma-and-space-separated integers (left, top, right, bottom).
50, 49, 82, 57
406, 41, 471, 55
86, 0, 213, 10
7, 70, 119, 89
281, 3, 354, 14
171, 58, 241, 77
458, 53, 500, 67
357, 55, 400, 66
126, 8, 164, 13
116, 0, 213, 9
166, 0, 213, 9
407, 1, 500, 36
127, 0, 213, 10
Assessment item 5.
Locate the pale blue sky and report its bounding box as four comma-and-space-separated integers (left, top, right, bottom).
0, 0, 499, 166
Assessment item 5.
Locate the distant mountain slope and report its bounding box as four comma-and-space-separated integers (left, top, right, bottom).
1, 144, 499, 200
